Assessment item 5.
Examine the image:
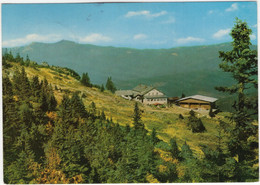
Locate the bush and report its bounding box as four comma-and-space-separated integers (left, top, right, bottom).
188, 110, 206, 133
179, 114, 184, 119
191, 118, 206, 133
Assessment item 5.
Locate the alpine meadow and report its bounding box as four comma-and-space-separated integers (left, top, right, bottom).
2, 2, 259, 183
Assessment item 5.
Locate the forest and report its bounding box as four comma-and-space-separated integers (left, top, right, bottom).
2, 19, 258, 183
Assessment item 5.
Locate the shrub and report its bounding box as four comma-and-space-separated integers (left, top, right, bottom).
179, 114, 184, 119
188, 110, 206, 133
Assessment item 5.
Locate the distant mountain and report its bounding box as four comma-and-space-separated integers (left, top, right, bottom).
3, 40, 257, 106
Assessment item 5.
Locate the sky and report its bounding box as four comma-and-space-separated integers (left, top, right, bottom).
1, 1, 258, 49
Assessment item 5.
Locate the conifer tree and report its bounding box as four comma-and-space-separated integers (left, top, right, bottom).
106, 77, 116, 93
15, 53, 24, 65
169, 137, 180, 160
133, 102, 144, 130
3, 76, 13, 97
70, 92, 88, 118
215, 18, 258, 181
31, 76, 41, 98
180, 141, 193, 160
100, 110, 106, 120
81, 72, 91, 87
89, 101, 97, 120
150, 128, 160, 145
48, 94, 57, 111
39, 91, 49, 112
188, 110, 206, 133
100, 84, 105, 92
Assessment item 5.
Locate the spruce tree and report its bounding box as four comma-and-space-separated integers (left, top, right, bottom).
169, 137, 180, 160
81, 73, 91, 87
106, 77, 116, 93
215, 18, 258, 181
70, 92, 88, 118
39, 91, 49, 112
48, 94, 57, 111
180, 141, 193, 160
133, 102, 144, 130
100, 84, 105, 92
31, 76, 41, 98
3, 76, 13, 97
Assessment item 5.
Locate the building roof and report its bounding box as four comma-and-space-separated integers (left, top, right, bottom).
144, 94, 168, 99
176, 95, 218, 103
168, 97, 179, 101
133, 84, 155, 95
115, 90, 138, 96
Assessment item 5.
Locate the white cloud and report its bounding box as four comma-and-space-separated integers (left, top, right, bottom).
252, 24, 257, 28
225, 3, 238, 12
133, 34, 147, 40
250, 34, 256, 40
208, 10, 214, 14
80, 33, 112, 43
161, 16, 175, 24
2, 33, 61, 47
125, 10, 167, 18
176, 36, 205, 44
213, 28, 231, 39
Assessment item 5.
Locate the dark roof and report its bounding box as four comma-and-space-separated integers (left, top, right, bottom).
176, 95, 218, 103
133, 84, 155, 95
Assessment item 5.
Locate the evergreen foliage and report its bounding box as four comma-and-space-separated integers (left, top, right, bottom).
133, 102, 144, 130
169, 137, 180, 160
215, 18, 258, 181
80, 72, 92, 87
106, 77, 116, 93
2, 37, 258, 183
100, 84, 105, 92
187, 110, 206, 133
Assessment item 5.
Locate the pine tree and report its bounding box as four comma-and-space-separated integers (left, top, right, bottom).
150, 128, 160, 145
3, 76, 13, 97
169, 137, 180, 160
106, 77, 116, 93
100, 84, 105, 92
180, 141, 193, 160
15, 53, 24, 65
100, 110, 106, 120
215, 18, 258, 181
39, 91, 49, 112
48, 94, 57, 111
81, 73, 91, 87
133, 102, 144, 130
89, 101, 97, 120
188, 110, 206, 133
70, 92, 88, 118
31, 76, 41, 98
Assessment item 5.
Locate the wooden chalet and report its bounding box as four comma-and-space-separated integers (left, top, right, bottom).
176, 95, 217, 110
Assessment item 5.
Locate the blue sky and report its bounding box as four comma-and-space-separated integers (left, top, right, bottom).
2, 2, 258, 49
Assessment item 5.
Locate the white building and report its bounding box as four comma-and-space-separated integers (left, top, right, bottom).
116, 84, 167, 105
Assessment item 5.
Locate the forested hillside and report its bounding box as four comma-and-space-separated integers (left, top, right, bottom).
2, 46, 258, 183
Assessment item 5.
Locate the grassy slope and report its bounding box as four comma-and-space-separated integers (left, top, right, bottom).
5, 62, 232, 158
